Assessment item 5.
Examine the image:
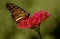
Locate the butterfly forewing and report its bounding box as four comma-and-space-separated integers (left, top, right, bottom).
6, 3, 30, 23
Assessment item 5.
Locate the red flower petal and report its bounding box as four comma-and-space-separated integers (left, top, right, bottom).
17, 10, 51, 29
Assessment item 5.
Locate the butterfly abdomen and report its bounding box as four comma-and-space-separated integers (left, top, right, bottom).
6, 3, 30, 23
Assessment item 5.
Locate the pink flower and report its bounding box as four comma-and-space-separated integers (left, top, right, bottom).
17, 10, 51, 29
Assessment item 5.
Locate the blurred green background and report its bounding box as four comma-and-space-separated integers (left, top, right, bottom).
0, 0, 60, 39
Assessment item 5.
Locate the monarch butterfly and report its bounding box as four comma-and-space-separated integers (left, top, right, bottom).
6, 3, 30, 23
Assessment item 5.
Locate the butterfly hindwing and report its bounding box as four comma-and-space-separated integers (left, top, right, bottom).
6, 3, 30, 23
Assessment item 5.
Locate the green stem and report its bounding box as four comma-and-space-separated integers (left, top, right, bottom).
34, 27, 42, 39
37, 28, 42, 39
